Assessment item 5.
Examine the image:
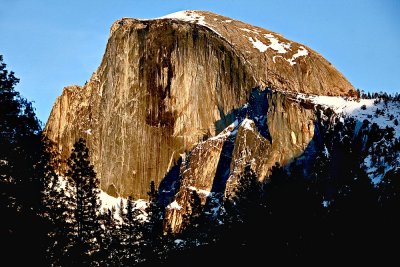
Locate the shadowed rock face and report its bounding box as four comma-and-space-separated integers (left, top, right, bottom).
164, 90, 316, 232
45, 11, 353, 200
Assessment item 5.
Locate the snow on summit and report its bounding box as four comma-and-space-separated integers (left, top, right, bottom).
287, 46, 309, 66
248, 33, 308, 65
249, 37, 268, 52
264, 33, 291, 53
147, 11, 310, 66
155, 10, 222, 36
158, 10, 206, 24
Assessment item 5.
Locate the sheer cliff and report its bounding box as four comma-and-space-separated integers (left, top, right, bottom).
45, 10, 354, 201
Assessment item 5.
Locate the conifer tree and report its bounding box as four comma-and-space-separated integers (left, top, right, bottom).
181, 189, 203, 246
142, 181, 164, 261
227, 164, 262, 224
40, 139, 76, 266
219, 164, 263, 252
0, 54, 46, 265
119, 198, 125, 221
99, 208, 124, 266
66, 138, 102, 265
121, 196, 142, 265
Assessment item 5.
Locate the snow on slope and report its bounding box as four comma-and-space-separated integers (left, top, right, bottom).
54, 176, 149, 222
208, 119, 239, 141
295, 93, 400, 184
99, 191, 148, 222
248, 33, 308, 65
299, 95, 400, 138
149, 11, 309, 66
264, 33, 290, 53
155, 10, 222, 36
241, 118, 255, 130
167, 200, 182, 210
287, 46, 309, 66
249, 37, 268, 52
188, 186, 212, 197
158, 10, 206, 24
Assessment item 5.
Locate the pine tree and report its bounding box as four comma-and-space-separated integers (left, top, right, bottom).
181, 189, 203, 246
121, 196, 142, 265
226, 165, 262, 225
142, 181, 164, 262
119, 198, 125, 222
99, 208, 124, 266
40, 139, 76, 266
66, 138, 102, 265
0, 55, 47, 265
219, 164, 263, 253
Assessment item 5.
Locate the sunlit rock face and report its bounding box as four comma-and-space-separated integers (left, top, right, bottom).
45, 10, 353, 203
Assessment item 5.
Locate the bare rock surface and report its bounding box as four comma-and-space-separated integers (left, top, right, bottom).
45, 10, 354, 203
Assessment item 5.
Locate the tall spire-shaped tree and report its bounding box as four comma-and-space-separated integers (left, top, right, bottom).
66, 138, 101, 265
0, 55, 46, 265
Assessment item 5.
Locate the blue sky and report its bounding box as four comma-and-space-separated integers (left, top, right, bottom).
0, 0, 399, 123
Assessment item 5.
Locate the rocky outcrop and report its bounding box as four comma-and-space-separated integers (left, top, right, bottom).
45, 10, 354, 200
164, 90, 316, 231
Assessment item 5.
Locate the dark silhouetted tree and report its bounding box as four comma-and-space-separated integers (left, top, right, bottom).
180, 189, 203, 246
121, 196, 142, 265
40, 139, 76, 266
0, 55, 46, 265
65, 138, 102, 265
142, 181, 164, 262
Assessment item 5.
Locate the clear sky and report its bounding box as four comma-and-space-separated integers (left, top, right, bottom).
1, 0, 399, 123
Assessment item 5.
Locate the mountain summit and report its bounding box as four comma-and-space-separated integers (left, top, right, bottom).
114, 10, 353, 94
45, 10, 355, 202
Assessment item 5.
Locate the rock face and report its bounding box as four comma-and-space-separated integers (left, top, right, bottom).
45, 10, 354, 202
164, 90, 317, 232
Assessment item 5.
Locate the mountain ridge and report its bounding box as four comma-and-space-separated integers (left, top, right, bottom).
111, 10, 354, 94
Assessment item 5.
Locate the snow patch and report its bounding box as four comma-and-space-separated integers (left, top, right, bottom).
363, 154, 392, 185
294, 92, 400, 183
286, 46, 308, 65
249, 37, 268, 52
302, 95, 399, 138
241, 28, 255, 33
174, 239, 185, 247
303, 95, 400, 138
263, 33, 291, 54
241, 118, 255, 130
99, 191, 148, 222
99, 191, 124, 211
188, 186, 212, 197
168, 200, 182, 210
322, 200, 330, 208
208, 119, 239, 141
134, 199, 148, 210
158, 10, 204, 22
156, 10, 222, 36
323, 145, 330, 157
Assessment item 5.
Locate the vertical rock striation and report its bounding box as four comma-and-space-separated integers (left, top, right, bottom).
45, 11, 354, 203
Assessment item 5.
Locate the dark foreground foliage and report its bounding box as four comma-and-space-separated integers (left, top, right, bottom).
1, 54, 399, 266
